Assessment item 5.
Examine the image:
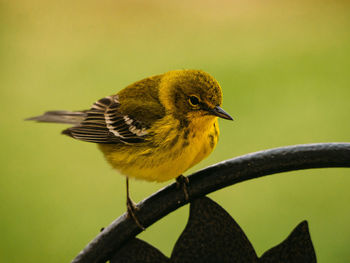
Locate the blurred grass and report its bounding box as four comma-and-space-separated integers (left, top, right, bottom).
1, 0, 350, 262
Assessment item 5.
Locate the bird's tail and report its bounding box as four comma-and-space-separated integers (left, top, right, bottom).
26, 110, 86, 125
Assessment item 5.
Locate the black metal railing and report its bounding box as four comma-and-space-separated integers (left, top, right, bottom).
71, 143, 350, 263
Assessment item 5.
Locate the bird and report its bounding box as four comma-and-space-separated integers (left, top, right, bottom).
27, 69, 233, 229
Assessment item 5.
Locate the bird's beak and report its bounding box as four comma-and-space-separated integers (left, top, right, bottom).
210, 106, 234, 120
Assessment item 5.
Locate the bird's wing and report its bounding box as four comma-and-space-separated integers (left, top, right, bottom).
62, 95, 150, 144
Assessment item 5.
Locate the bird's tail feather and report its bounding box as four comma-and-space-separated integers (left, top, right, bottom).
26, 110, 86, 125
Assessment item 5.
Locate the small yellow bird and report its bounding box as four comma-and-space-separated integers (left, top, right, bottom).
28, 69, 233, 228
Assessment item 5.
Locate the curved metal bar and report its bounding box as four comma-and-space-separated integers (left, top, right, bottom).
71, 143, 350, 263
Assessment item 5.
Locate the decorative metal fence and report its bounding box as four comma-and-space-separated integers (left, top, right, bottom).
72, 143, 350, 263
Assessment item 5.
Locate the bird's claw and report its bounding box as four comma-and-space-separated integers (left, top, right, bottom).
176, 175, 190, 201
127, 197, 145, 230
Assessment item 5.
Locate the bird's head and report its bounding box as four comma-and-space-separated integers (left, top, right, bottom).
159, 69, 233, 122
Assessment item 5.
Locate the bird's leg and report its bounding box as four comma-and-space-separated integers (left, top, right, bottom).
176, 174, 190, 201
126, 177, 145, 230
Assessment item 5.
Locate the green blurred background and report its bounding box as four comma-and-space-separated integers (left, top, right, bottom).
1, 0, 350, 262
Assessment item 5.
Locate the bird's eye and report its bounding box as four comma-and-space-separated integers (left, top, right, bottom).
189, 95, 200, 106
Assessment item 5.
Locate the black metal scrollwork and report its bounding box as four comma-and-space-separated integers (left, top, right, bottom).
72, 143, 350, 263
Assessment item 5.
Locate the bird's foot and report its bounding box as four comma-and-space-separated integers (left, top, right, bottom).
176, 175, 190, 201
127, 197, 145, 231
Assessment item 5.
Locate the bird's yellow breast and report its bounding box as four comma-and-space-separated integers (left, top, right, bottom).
99, 115, 219, 182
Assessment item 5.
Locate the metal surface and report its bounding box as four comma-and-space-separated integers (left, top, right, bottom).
72, 143, 350, 263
